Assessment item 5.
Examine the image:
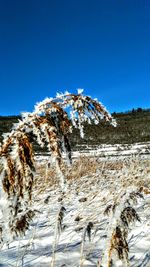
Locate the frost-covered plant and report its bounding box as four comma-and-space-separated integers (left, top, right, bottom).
101, 188, 142, 267
50, 205, 66, 267
0, 90, 116, 241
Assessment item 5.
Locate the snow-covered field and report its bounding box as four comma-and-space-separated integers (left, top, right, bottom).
36, 142, 150, 162
72, 142, 150, 159
0, 143, 150, 267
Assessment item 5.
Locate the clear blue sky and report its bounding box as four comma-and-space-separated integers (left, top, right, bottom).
0, 0, 150, 115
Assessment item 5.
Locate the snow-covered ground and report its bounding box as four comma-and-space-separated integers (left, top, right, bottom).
73, 142, 150, 159
35, 142, 150, 162
0, 144, 150, 267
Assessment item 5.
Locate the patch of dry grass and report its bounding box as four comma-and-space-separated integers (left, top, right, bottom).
34, 156, 150, 195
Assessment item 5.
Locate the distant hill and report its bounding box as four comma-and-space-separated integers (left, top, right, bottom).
0, 115, 21, 139
0, 108, 150, 151
71, 108, 150, 150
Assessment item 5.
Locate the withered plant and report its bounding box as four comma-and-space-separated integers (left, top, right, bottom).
0, 90, 116, 241
101, 188, 142, 267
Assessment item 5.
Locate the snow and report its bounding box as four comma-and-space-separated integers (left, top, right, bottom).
0, 186, 149, 266
0, 144, 150, 266
35, 142, 150, 163
77, 88, 84, 95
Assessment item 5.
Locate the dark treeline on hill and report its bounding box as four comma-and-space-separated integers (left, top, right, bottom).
0, 108, 150, 151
